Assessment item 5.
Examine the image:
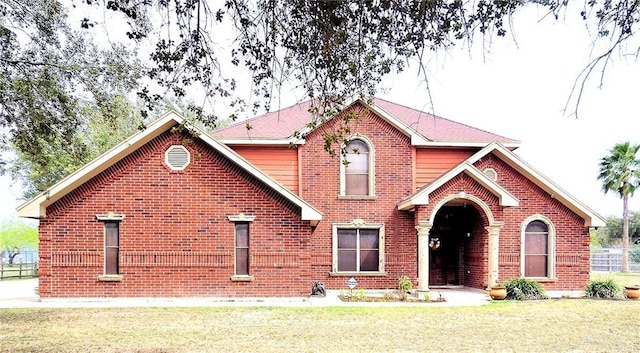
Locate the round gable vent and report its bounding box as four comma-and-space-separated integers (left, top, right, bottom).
165, 145, 190, 170
483, 168, 497, 181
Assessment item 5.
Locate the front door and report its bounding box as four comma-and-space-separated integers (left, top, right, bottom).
428, 205, 472, 286
428, 229, 461, 285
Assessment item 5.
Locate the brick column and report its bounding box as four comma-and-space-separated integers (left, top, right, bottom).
416, 222, 432, 292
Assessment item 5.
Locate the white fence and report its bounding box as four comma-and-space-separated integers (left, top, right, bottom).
591, 252, 640, 272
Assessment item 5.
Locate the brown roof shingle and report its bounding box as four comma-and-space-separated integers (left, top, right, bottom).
212, 97, 518, 145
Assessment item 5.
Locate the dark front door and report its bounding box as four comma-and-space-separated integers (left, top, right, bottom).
429, 230, 461, 286
429, 205, 473, 286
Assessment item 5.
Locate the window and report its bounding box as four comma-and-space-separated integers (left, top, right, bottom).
235, 222, 250, 276
228, 214, 255, 281
340, 137, 375, 197
522, 217, 555, 278
104, 222, 120, 275
332, 220, 385, 274
96, 213, 124, 280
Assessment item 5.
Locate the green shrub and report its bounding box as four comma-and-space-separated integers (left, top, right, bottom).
585, 279, 623, 299
397, 275, 413, 301
630, 246, 640, 263
504, 278, 548, 300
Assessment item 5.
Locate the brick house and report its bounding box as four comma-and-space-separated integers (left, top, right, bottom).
18, 97, 605, 297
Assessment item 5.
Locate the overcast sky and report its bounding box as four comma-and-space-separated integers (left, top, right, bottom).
1, 5, 639, 222
375, 6, 640, 218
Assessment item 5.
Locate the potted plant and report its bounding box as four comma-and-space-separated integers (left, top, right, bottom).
624, 285, 640, 300
488, 282, 507, 300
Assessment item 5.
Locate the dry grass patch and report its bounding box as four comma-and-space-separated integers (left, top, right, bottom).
1, 300, 640, 352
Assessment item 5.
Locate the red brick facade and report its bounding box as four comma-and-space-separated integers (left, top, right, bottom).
31, 100, 597, 298
302, 106, 417, 290
38, 131, 314, 297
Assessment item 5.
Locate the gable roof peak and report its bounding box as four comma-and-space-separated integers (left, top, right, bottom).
213, 97, 520, 148
471, 142, 606, 227
17, 110, 322, 225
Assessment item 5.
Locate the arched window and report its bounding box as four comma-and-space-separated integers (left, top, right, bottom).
522, 217, 555, 279
340, 137, 375, 196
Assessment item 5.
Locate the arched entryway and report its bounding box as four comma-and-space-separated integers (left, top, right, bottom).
416, 193, 503, 291
429, 203, 481, 287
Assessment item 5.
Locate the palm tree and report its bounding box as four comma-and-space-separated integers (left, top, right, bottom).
598, 142, 640, 272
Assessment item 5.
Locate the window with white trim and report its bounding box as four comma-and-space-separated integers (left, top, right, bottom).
96, 212, 125, 279
332, 220, 384, 274
483, 168, 497, 181
340, 137, 375, 196
228, 214, 256, 280
235, 222, 250, 276
521, 217, 555, 279
104, 221, 120, 275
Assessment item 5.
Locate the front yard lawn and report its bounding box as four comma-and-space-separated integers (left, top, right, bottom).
1, 299, 639, 352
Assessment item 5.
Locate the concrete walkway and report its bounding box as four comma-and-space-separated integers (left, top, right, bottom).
0, 278, 491, 308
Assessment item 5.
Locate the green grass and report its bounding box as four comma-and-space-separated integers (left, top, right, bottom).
591, 271, 640, 287
0, 273, 638, 352
1, 300, 640, 352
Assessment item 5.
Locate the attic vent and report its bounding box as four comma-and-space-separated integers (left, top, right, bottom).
483, 168, 497, 181
165, 145, 190, 170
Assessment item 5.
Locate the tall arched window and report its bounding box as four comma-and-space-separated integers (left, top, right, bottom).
522, 217, 555, 278
340, 137, 375, 196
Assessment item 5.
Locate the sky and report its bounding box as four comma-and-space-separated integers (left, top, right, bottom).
1, 4, 639, 222
375, 7, 640, 218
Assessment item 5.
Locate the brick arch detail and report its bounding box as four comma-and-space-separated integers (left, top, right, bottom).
427, 192, 497, 228
416, 191, 505, 290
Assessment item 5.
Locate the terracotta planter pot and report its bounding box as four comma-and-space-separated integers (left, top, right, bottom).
489, 287, 507, 300
624, 286, 640, 300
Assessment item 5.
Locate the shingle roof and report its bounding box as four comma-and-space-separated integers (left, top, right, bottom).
373, 98, 517, 144
212, 97, 519, 146
211, 100, 314, 141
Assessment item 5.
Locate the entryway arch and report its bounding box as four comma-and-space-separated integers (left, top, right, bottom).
416, 193, 503, 291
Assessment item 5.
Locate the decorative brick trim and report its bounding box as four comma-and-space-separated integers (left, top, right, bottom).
328, 272, 387, 277
121, 251, 232, 267
251, 253, 299, 268
52, 251, 101, 266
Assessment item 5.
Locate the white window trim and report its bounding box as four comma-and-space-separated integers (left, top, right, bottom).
165, 145, 191, 171
520, 214, 556, 280
96, 213, 125, 281
330, 219, 385, 276
229, 214, 256, 281
339, 135, 376, 197
96, 212, 125, 221
227, 214, 256, 222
